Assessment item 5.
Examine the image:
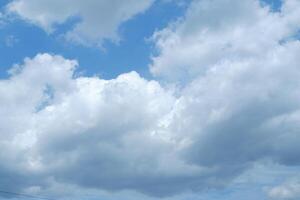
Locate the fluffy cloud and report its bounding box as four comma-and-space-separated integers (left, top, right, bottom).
0, 53, 205, 197
150, 0, 300, 82
150, 0, 300, 194
2, 0, 300, 199
150, 0, 300, 164
6, 0, 154, 46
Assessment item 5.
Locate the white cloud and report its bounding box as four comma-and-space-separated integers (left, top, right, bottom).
149, 0, 300, 194
149, 0, 300, 166
150, 0, 300, 82
268, 179, 300, 199
6, 0, 154, 46
2, 0, 300, 199
0, 53, 208, 197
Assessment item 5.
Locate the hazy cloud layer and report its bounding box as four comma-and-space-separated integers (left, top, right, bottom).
0, 12, 5, 27
1, 0, 300, 199
268, 179, 300, 199
6, 0, 154, 46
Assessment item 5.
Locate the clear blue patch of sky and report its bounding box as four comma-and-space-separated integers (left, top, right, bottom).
260, 0, 282, 11
0, 0, 190, 79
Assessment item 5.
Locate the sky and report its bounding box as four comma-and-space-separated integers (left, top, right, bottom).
0, 0, 300, 200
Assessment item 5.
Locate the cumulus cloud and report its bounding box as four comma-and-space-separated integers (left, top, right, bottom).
150, 0, 300, 81
149, 0, 300, 194
150, 0, 300, 164
2, 0, 300, 199
6, 0, 154, 46
0, 53, 206, 197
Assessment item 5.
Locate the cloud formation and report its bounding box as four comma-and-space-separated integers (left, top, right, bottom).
0, 53, 202, 197
151, 0, 300, 81
6, 0, 154, 46
268, 179, 300, 199
1, 0, 300, 199
149, 0, 300, 187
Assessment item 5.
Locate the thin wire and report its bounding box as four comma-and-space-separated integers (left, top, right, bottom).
0, 190, 57, 200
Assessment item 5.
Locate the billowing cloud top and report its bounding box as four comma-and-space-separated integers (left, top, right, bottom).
1, 0, 300, 200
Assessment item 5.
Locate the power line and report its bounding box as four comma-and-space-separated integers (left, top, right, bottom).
0, 190, 57, 200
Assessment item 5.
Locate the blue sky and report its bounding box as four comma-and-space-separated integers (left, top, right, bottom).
0, 0, 282, 78
0, 0, 189, 79
1, 0, 300, 200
